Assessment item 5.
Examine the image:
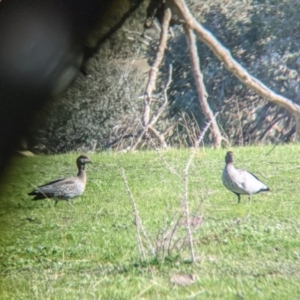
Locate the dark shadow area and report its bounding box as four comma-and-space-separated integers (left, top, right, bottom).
0, 0, 143, 176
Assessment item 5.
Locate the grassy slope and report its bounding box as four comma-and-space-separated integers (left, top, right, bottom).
0, 145, 300, 299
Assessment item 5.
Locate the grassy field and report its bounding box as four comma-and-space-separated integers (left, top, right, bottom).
0, 145, 300, 299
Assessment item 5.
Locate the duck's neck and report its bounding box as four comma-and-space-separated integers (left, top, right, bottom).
77, 165, 86, 178
225, 162, 235, 171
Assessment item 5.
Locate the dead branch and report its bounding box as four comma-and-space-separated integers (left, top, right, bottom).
150, 64, 173, 125
131, 8, 172, 150
173, 0, 300, 139
184, 24, 223, 148
132, 63, 173, 150
143, 7, 171, 127
148, 125, 166, 146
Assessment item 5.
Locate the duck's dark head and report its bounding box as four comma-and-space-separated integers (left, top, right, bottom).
76, 155, 93, 170
225, 151, 234, 164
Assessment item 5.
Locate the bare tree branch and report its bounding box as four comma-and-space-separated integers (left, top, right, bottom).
132, 63, 173, 150
143, 7, 172, 127
173, 0, 300, 138
184, 25, 223, 148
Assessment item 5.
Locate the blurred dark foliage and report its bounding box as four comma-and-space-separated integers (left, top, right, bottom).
0, 0, 143, 174
27, 0, 300, 153
3, 0, 300, 158
29, 62, 146, 153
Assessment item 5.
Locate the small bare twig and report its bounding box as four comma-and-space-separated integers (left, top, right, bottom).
154, 210, 184, 259
182, 162, 195, 262
181, 113, 218, 262
166, 212, 184, 255
121, 169, 155, 258
122, 169, 145, 259
154, 145, 181, 177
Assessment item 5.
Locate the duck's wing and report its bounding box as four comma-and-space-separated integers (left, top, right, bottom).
36, 178, 66, 188
232, 169, 245, 186
28, 177, 74, 199
240, 169, 269, 193
244, 170, 261, 181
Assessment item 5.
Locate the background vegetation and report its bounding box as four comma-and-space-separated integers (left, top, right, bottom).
27, 0, 300, 152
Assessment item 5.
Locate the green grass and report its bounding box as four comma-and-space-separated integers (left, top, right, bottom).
1, 145, 300, 299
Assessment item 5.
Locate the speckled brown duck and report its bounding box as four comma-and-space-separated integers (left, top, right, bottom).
28, 155, 92, 205
222, 151, 270, 203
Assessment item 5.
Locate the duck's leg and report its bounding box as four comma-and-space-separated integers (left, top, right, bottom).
67, 199, 74, 208
234, 193, 241, 204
